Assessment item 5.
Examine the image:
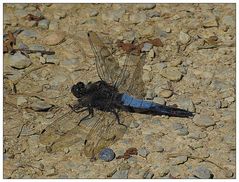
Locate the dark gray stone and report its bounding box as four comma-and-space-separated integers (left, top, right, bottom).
30, 98, 53, 111
21, 30, 38, 38
7, 52, 32, 69
98, 148, 115, 162
138, 147, 149, 157
38, 19, 50, 29
130, 12, 147, 24
192, 166, 213, 179
112, 169, 129, 179
147, 11, 160, 18
137, 4, 156, 10
193, 114, 216, 127
141, 43, 153, 52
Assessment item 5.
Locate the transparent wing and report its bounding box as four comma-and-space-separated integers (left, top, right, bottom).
88, 31, 121, 85
115, 51, 146, 99
84, 110, 134, 159
88, 31, 146, 99
39, 107, 97, 152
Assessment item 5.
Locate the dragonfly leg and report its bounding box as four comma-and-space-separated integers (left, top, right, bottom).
78, 107, 94, 125
112, 109, 127, 128
68, 104, 84, 113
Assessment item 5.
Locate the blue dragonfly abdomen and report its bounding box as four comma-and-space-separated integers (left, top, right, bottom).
121, 93, 194, 117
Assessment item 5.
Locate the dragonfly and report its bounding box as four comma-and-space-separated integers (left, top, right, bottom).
40, 31, 194, 159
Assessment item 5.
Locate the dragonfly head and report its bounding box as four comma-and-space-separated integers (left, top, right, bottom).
71, 82, 87, 98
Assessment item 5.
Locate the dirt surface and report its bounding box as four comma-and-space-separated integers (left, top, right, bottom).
3, 3, 235, 179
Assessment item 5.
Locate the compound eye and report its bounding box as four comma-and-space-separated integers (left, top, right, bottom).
71, 82, 85, 98
77, 82, 85, 89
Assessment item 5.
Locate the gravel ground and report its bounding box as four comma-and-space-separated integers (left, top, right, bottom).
3, 3, 235, 179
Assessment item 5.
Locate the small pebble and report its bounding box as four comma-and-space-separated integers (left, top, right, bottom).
129, 121, 140, 128
159, 89, 173, 98
142, 71, 153, 82
123, 31, 136, 42
7, 52, 32, 69
143, 65, 152, 72
24, 20, 38, 27
145, 89, 155, 100
15, 3, 28, 9
175, 97, 195, 112
169, 166, 181, 178
29, 44, 45, 51
147, 11, 160, 18
223, 135, 235, 145
176, 127, 189, 136
158, 31, 168, 38
141, 43, 153, 52
38, 19, 50, 29
44, 55, 59, 64
30, 98, 53, 111
173, 123, 189, 136
43, 32, 65, 46
49, 74, 67, 86
148, 49, 155, 59
49, 20, 59, 30
193, 114, 216, 127
64, 148, 70, 154
171, 156, 188, 165
138, 147, 149, 157
25, 6, 38, 12
224, 169, 234, 178
137, 4, 156, 10
165, 45, 172, 51
151, 119, 161, 125
89, 9, 99, 17
143, 171, 154, 179
54, 10, 67, 19
130, 12, 147, 24
21, 30, 38, 38
127, 156, 138, 164
3, 14, 12, 25
15, 9, 28, 18
169, 59, 182, 67
215, 100, 222, 109
160, 67, 182, 81
22, 175, 31, 179
192, 166, 213, 179
154, 142, 164, 152
179, 31, 191, 44
45, 167, 58, 177
142, 26, 154, 37
60, 58, 80, 72
64, 162, 82, 170
221, 15, 235, 27
203, 15, 218, 28
190, 142, 203, 150
98, 148, 115, 162
17, 96, 28, 107
156, 146, 164, 153
153, 97, 166, 105
220, 100, 228, 108
159, 169, 170, 177
81, 19, 97, 25
165, 28, 171, 33
59, 175, 69, 179
112, 169, 129, 179
39, 56, 46, 64
172, 123, 183, 130
102, 8, 125, 22
18, 42, 29, 50
188, 132, 207, 140
225, 97, 235, 104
